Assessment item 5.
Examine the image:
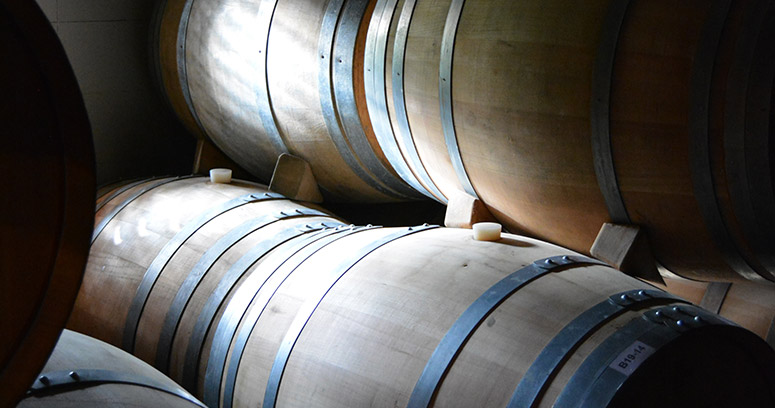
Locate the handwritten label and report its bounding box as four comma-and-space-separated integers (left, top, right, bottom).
609, 341, 655, 376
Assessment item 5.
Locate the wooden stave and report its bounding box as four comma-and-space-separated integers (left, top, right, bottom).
0, 1, 95, 407
155, 0, 419, 203
367, 0, 775, 282
16, 330, 204, 408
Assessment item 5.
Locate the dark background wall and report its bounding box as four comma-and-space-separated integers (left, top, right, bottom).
35, 0, 195, 187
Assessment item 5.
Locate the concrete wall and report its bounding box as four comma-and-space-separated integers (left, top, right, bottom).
35, 0, 195, 186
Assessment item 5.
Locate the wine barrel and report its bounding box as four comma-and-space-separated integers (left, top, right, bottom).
155, 0, 421, 202
68, 176, 345, 375
365, 0, 775, 283
197, 226, 775, 408
71, 178, 774, 407
17, 330, 204, 408
0, 1, 95, 407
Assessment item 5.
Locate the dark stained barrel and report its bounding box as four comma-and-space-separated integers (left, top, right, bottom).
0, 1, 95, 406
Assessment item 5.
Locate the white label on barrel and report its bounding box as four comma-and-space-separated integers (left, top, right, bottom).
609, 341, 655, 376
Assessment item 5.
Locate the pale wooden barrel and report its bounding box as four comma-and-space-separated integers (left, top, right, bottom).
199, 226, 775, 408
0, 1, 95, 407
154, 0, 421, 203
365, 0, 775, 282
71, 181, 775, 407
67, 176, 345, 381
16, 330, 204, 408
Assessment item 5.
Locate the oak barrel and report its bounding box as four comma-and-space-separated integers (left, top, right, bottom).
68, 176, 344, 379
365, 0, 775, 282
72, 178, 774, 407
0, 2, 95, 407
155, 0, 420, 202
17, 330, 204, 408
157, 0, 775, 282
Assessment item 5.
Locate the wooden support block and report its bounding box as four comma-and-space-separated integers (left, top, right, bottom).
444, 190, 496, 229
193, 137, 253, 180
269, 153, 324, 203
698, 282, 732, 314
590, 223, 663, 284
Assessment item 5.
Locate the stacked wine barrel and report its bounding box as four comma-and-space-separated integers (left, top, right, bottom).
69, 177, 775, 407
0, 1, 94, 406
8, 0, 772, 407
157, 0, 775, 283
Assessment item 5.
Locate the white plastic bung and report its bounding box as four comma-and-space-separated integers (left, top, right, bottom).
209, 168, 233, 184
472, 222, 502, 241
